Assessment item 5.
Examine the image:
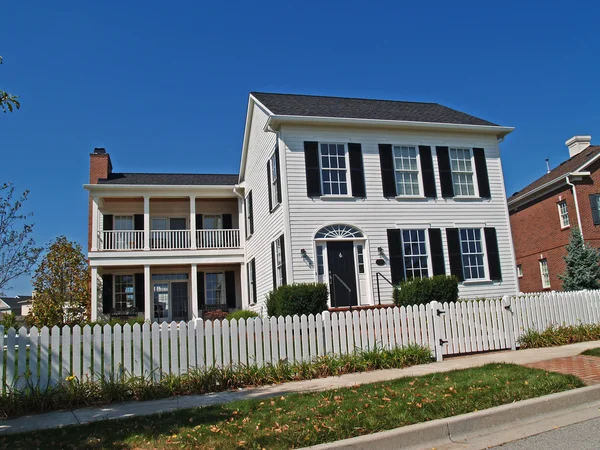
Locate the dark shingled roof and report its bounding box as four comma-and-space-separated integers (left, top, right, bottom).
0, 296, 33, 311
252, 92, 498, 127
98, 173, 239, 186
508, 145, 600, 203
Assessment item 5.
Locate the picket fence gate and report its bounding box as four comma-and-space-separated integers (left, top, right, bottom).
2, 289, 600, 392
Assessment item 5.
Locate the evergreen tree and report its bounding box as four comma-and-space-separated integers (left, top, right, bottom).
559, 228, 600, 290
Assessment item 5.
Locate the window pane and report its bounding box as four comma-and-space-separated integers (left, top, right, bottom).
393, 146, 420, 196
459, 228, 485, 280
402, 229, 429, 280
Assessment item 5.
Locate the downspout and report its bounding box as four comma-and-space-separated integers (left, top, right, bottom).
566, 175, 584, 239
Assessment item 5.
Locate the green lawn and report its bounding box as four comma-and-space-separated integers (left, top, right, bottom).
581, 347, 600, 357
0, 363, 584, 450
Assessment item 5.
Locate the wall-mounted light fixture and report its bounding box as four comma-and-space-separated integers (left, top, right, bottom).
300, 248, 307, 255
377, 246, 384, 256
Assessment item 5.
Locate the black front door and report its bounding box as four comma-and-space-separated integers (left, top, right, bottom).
327, 241, 358, 307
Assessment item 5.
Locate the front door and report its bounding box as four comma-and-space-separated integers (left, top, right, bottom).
327, 241, 358, 307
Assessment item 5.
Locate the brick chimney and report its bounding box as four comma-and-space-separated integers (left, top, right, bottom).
88, 148, 112, 251
566, 135, 591, 158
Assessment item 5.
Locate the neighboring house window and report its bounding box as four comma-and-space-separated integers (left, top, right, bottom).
402, 230, 429, 279
558, 201, 570, 228
517, 264, 523, 278
449, 148, 476, 196
590, 194, 600, 225
320, 143, 349, 196
539, 259, 550, 288
114, 275, 134, 311
275, 238, 284, 287
206, 273, 226, 305
459, 228, 485, 280
393, 146, 420, 196
269, 153, 280, 208
316, 245, 325, 276
357, 244, 365, 274
247, 259, 256, 304
245, 191, 254, 237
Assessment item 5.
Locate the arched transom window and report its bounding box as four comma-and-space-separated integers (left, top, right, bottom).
315, 224, 364, 239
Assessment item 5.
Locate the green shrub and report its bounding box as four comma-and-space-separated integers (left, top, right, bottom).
227, 310, 260, 321
519, 323, 600, 349
393, 275, 459, 307
266, 283, 328, 317
1, 312, 19, 330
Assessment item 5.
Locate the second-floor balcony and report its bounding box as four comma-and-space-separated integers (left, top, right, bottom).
98, 229, 241, 251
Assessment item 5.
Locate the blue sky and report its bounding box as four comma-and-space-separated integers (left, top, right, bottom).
2, 0, 599, 294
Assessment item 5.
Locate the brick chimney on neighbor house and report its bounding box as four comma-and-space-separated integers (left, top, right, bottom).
566, 135, 592, 158
88, 148, 112, 251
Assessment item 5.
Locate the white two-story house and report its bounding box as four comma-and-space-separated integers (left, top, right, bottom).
86, 92, 518, 321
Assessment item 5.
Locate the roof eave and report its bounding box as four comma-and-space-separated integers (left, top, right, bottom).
267, 115, 514, 138
239, 94, 275, 181
84, 184, 237, 194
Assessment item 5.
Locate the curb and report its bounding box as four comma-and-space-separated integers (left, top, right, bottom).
302, 384, 600, 450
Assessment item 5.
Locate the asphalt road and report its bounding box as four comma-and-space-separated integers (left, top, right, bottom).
492, 417, 600, 450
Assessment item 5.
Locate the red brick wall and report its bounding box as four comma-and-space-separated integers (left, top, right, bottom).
88, 150, 112, 251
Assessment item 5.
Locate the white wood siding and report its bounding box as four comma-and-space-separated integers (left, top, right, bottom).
280, 124, 518, 302
243, 104, 285, 311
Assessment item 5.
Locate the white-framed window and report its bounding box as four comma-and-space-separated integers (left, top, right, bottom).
539, 259, 551, 288
450, 148, 476, 196
206, 272, 226, 305
459, 228, 486, 280
319, 143, 350, 196
114, 216, 134, 230
517, 264, 523, 278
248, 259, 256, 304
269, 152, 280, 208
558, 201, 570, 228
203, 215, 222, 230
316, 245, 325, 276
151, 218, 168, 230
275, 238, 284, 287
402, 230, 429, 279
245, 191, 253, 237
393, 145, 420, 196
357, 244, 365, 274
114, 275, 134, 311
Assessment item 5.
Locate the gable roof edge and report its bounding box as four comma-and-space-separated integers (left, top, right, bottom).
239, 94, 275, 182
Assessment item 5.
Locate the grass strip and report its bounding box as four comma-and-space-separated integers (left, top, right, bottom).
0, 363, 584, 450
581, 347, 600, 357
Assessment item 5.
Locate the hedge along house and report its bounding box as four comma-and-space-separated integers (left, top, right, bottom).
86, 92, 519, 321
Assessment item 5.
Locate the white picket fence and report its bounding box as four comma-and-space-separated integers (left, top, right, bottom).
2, 290, 600, 392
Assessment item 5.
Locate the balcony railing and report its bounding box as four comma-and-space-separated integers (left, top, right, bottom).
99, 230, 144, 251
97, 229, 241, 251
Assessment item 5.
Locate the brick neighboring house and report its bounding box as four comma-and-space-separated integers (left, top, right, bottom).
508, 135, 600, 292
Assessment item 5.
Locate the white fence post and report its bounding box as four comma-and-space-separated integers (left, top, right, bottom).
430, 301, 445, 362
502, 296, 517, 351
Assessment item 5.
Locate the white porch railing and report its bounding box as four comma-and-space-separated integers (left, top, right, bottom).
197, 229, 240, 249
151, 230, 191, 250
98, 230, 144, 251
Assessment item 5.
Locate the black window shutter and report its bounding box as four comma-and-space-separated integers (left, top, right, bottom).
134, 273, 145, 312
103, 214, 113, 231
348, 143, 366, 198
196, 214, 203, 230
386, 229, 405, 285
446, 228, 464, 281
267, 160, 273, 212
473, 148, 491, 198
275, 146, 282, 204
247, 192, 254, 234
197, 272, 205, 308
379, 144, 396, 198
279, 235, 287, 285
428, 228, 445, 276
590, 195, 600, 225
419, 146, 437, 198
271, 241, 277, 289
102, 274, 113, 314
222, 214, 232, 229
437, 147, 454, 198
134, 214, 144, 231
225, 271, 236, 308
484, 228, 502, 281
304, 141, 321, 197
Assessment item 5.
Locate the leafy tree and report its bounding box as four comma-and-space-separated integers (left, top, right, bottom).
0, 56, 20, 113
559, 228, 600, 291
0, 312, 18, 330
27, 236, 90, 327
0, 183, 42, 294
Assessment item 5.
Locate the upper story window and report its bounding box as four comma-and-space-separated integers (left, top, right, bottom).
245, 191, 254, 237
402, 230, 429, 279
114, 216, 134, 230
557, 201, 570, 228
320, 143, 350, 196
268, 152, 281, 210
449, 148, 476, 196
539, 259, 550, 288
203, 215, 222, 230
393, 146, 420, 196
459, 228, 485, 280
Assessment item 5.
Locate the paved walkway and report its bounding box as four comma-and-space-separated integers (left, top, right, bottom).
1, 340, 599, 436
524, 355, 600, 385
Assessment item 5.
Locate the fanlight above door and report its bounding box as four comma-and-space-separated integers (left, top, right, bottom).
315, 225, 363, 239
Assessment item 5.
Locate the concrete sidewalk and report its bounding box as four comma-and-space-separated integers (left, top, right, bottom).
1, 340, 599, 436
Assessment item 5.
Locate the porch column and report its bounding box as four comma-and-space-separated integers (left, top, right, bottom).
191, 264, 199, 318
144, 265, 152, 321
90, 266, 98, 321
190, 196, 197, 249
91, 197, 99, 251
143, 195, 150, 250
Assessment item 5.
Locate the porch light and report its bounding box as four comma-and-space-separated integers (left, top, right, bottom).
377, 246, 384, 255
300, 248, 307, 255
